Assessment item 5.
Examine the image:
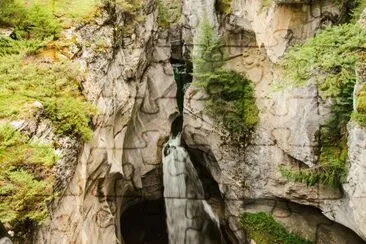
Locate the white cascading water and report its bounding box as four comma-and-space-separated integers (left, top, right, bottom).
162, 133, 225, 244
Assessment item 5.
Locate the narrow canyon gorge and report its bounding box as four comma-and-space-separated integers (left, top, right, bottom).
0, 0, 366, 243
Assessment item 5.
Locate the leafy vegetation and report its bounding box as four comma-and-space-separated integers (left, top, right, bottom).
351, 0, 366, 22
241, 212, 312, 244
0, 125, 56, 225
0, 0, 98, 232
0, 0, 60, 40
331, 0, 366, 22
259, 0, 365, 19
278, 23, 366, 187
193, 19, 259, 139
0, 49, 96, 141
157, 0, 182, 28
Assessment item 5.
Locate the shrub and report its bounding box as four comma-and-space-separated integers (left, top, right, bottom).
157, 0, 181, 28
0, 0, 61, 40
279, 24, 366, 93
278, 23, 366, 187
0, 38, 43, 57
202, 70, 259, 135
0, 0, 103, 33
351, 0, 366, 22
0, 50, 96, 141
0, 0, 97, 234
43, 96, 96, 142
0, 124, 56, 226
193, 19, 223, 78
193, 19, 259, 139
240, 212, 312, 244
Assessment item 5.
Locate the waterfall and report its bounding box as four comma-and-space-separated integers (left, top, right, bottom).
162, 133, 225, 244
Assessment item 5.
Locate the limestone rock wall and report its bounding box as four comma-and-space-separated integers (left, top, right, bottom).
182, 0, 366, 242
29, 0, 366, 243
35, 2, 178, 243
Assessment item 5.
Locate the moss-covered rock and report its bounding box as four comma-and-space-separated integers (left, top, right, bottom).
193, 19, 259, 141
241, 212, 312, 244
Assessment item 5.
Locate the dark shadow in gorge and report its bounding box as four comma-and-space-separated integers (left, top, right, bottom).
120, 199, 168, 244
184, 144, 239, 244
170, 58, 192, 138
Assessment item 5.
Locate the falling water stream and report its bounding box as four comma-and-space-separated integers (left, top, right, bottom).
161, 62, 225, 243
162, 134, 224, 244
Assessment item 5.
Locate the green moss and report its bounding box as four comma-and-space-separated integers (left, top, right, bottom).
260, 0, 272, 11
356, 84, 366, 112
0, 125, 56, 226
193, 19, 259, 139
240, 212, 312, 244
352, 84, 366, 126
114, 0, 143, 12
215, 0, 233, 15
352, 112, 366, 126
278, 23, 366, 187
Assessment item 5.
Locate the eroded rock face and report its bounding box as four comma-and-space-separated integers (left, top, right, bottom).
183, 0, 366, 242
30, 0, 366, 243
321, 123, 366, 240
7, 103, 80, 193
35, 3, 178, 243
242, 199, 364, 243
228, 0, 339, 62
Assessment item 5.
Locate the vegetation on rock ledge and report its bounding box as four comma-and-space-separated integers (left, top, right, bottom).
0, 125, 56, 226
241, 212, 312, 244
0, 0, 98, 232
278, 23, 366, 187
193, 19, 259, 140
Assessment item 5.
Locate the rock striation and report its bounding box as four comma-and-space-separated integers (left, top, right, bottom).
22, 0, 366, 243
35, 2, 178, 243
183, 0, 366, 242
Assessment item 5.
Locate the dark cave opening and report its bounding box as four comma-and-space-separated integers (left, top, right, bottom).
120, 199, 168, 244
